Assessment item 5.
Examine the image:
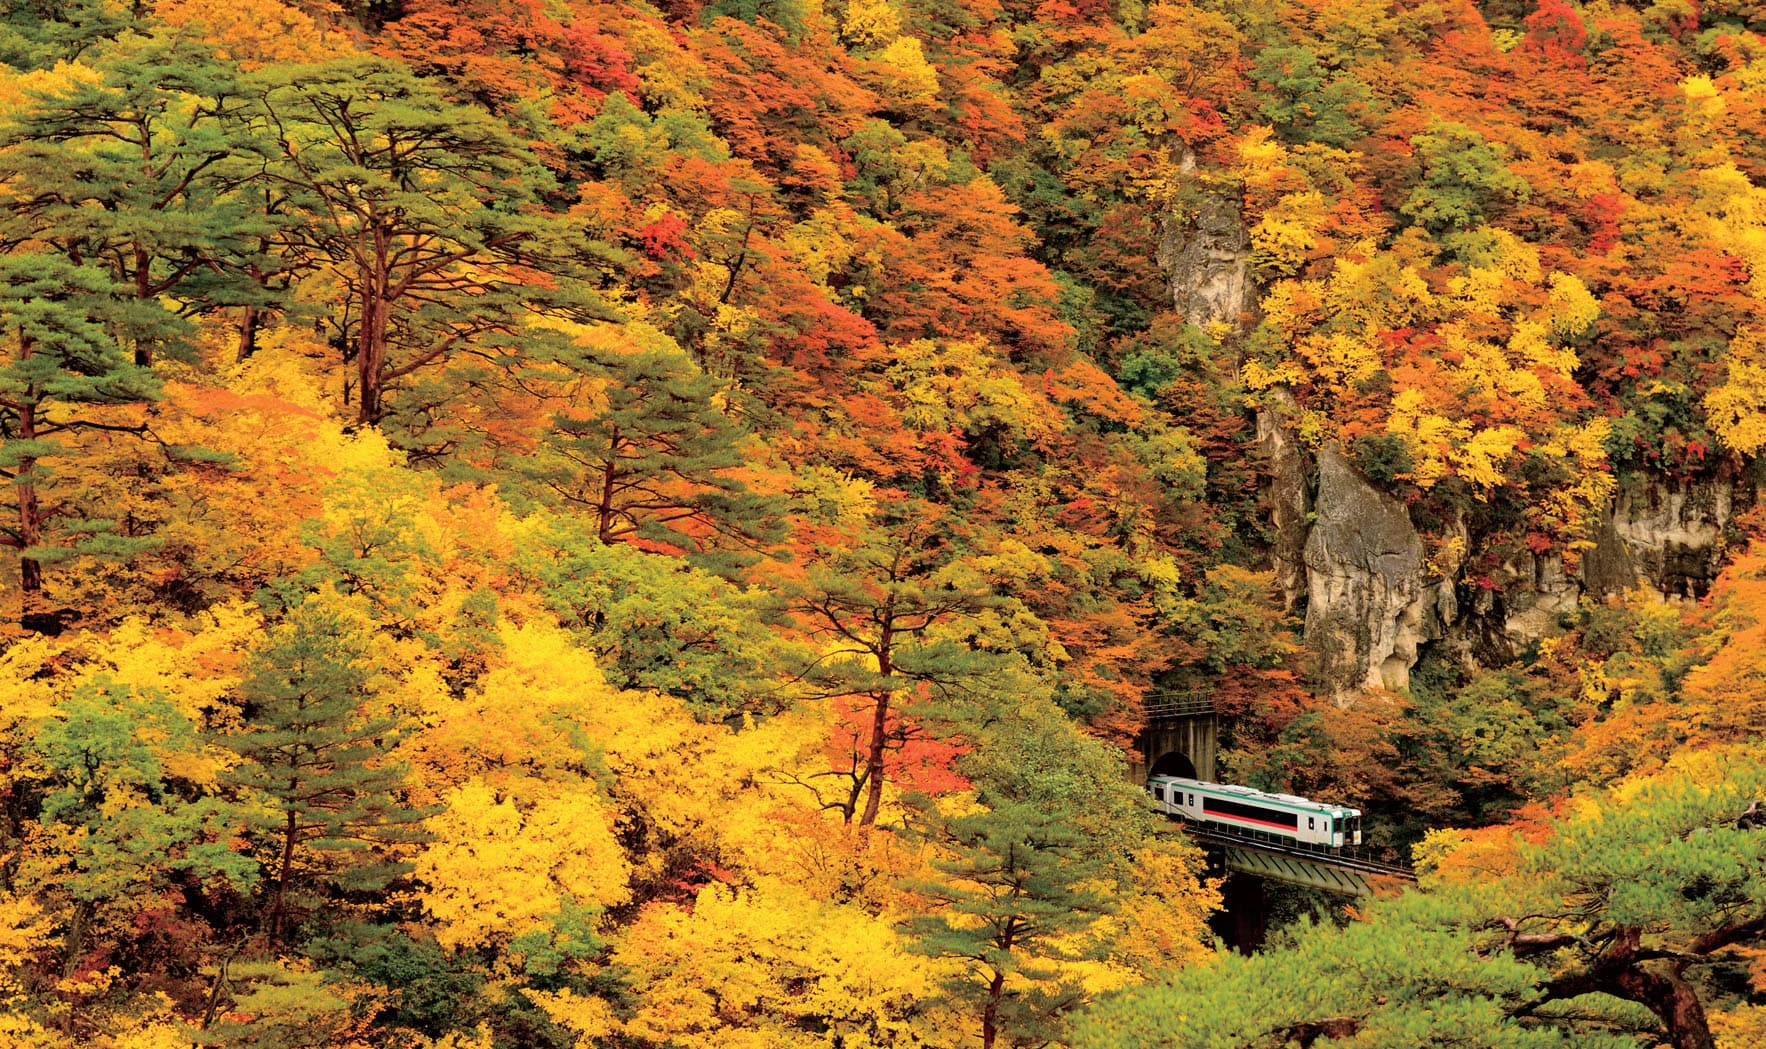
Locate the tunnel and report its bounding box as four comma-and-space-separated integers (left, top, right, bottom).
1148, 750, 1198, 780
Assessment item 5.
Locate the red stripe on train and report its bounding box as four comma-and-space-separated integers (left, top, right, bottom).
1208, 812, 1299, 832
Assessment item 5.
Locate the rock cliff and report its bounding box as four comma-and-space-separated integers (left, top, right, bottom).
1304, 446, 1455, 695
1159, 187, 1753, 696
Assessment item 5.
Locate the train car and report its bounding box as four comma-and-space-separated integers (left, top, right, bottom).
1147, 774, 1362, 850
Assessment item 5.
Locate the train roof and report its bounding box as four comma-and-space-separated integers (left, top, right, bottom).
1148, 774, 1362, 816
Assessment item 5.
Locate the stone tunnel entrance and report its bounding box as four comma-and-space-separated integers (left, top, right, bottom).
1147, 750, 1198, 780
1130, 708, 1217, 783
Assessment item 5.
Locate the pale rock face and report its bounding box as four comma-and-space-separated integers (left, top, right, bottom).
1257, 389, 1311, 613
1610, 477, 1735, 599
1494, 552, 1582, 651
1303, 446, 1454, 696
1158, 191, 1252, 329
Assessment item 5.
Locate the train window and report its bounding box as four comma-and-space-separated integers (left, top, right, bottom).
1188, 793, 1195, 806
1308, 817, 1315, 829
1154, 787, 1165, 801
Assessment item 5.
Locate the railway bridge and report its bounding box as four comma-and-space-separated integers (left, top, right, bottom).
1136, 690, 1415, 898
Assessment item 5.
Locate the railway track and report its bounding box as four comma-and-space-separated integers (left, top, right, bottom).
1181, 822, 1417, 882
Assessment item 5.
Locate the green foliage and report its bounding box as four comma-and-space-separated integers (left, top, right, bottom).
1161, 565, 1298, 673
583, 91, 729, 177
307, 924, 487, 1038
30, 679, 255, 901
1400, 120, 1532, 234
223, 593, 431, 940
905, 698, 1154, 1049
1348, 431, 1415, 486
513, 517, 792, 715
517, 339, 783, 563
0, 0, 126, 68
1251, 45, 1372, 148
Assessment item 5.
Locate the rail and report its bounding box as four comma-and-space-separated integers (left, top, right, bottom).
1181, 821, 1417, 882
1143, 691, 1216, 719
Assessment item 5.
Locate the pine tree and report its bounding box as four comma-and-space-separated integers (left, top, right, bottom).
519, 341, 782, 560
905, 700, 1151, 1049
249, 55, 608, 429
0, 32, 274, 367
791, 499, 1009, 826
0, 253, 158, 632
223, 594, 430, 944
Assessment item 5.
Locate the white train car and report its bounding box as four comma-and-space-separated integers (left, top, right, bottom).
1148, 774, 1362, 850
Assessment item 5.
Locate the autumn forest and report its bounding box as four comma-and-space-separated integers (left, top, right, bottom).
2, 0, 1766, 1045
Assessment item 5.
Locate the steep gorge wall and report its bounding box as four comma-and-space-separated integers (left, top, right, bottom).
1157, 192, 1754, 697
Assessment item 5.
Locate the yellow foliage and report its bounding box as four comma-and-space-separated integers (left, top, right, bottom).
100, 994, 190, 1049
74, 604, 262, 727
1100, 840, 1220, 978
525, 991, 618, 1046
1386, 388, 1464, 489
1450, 424, 1526, 491
1706, 327, 1766, 455
0, 60, 99, 116
1506, 318, 1574, 381
0, 635, 62, 748
406, 1026, 498, 1049
1713, 1004, 1766, 1049
782, 207, 859, 287
882, 338, 1060, 447
1248, 191, 1324, 277
615, 880, 955, 1049
418, 778, 630, 951
1544, 272, 1600, 339
1690, 164, 1766, 297
841, 0, 903, 47
1294, 330, 1383, 388
156, 0, 349, 66
403, 617, 613, 799
1239, 357, 1306, 390
0, 894, 50, 998
1236, 127, 1291, 196
861, 37, 942, 107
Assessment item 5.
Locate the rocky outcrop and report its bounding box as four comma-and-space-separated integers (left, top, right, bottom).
1158, 189, 1252, 329
1258, 391, 1310, 613
1295, 467, 1751, 693
1302, 446, 1454, 696
1163, 181, 1314, 611
1609, 476, 1740, 599
1156, 186, 1755, 696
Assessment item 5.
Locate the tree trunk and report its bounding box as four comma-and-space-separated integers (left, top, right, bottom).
858, 632, 894, 828
132, 245, 153, 367
236, 303, 260, 362
15, 394, 50, 634
1617, 963, 1717, 1049
58, 898, 96, 1036
355, 286, 385, 426
596, 451, 620, 544
981, 967, 1004, 1049
267, 808, 298, 943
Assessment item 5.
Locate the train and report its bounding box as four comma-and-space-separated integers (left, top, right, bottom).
1148, 774, 1362, 850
